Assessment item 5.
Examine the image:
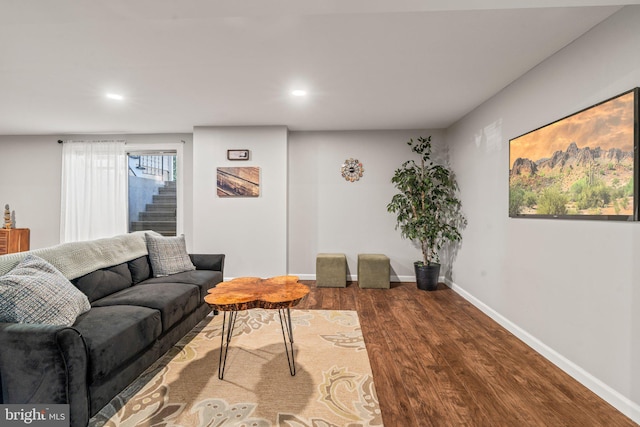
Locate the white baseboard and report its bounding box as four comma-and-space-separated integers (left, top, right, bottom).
445, 278, 640, 424
393, 275, 417, 282
290, 274, 417, 282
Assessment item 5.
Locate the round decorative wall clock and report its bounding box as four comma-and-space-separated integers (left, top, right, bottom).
341, 158, 364, 182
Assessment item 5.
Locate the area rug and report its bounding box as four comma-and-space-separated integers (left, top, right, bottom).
89, 309, 383, 426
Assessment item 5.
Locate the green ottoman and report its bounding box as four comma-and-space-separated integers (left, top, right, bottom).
316, 253, 347, 287
357, 254, 390, 289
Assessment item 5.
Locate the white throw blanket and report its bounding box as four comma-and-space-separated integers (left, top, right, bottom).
0, 231, 150, 280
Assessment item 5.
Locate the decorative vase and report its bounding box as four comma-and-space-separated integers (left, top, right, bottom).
414, 262, 440, 291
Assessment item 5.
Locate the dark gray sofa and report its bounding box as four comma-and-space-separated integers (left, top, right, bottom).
0, 232, 224, 427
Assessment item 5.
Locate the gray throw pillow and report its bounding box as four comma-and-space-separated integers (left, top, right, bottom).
145, 233, 196, 277
0, 254, 91, 327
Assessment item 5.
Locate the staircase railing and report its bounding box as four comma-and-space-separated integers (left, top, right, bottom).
131, 155, 174, 181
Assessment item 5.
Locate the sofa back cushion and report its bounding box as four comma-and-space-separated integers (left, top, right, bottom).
73, 262, 133, 303
128, 255, 152, 284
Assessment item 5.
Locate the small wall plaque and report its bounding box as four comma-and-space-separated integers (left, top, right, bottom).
227, 149, 250, 161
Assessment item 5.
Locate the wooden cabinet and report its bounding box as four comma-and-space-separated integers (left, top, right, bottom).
0, 228, 30, 255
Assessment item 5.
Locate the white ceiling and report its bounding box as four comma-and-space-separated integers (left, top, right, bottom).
0, 1, 636, 135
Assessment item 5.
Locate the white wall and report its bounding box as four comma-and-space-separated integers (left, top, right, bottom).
0, 136, 62, 248
0, 134, 192, 249
446, 5, 640, 421
288, 129, 443, 280
191, 126, 288, 278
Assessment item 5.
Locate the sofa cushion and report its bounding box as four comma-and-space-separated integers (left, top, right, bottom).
91, 283, 200, 332
145, 234, 196, 277
72, 262, 133, 303
0, 254, 91, 326
139, 270, 223, 299
72, 305, 162, 384
128, 255, 152, 284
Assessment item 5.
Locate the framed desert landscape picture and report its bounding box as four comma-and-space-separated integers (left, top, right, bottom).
509, 88, 639, 221
217, 166, 260, 197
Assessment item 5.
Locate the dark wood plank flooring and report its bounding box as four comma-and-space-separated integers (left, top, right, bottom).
296, 281, 636, 427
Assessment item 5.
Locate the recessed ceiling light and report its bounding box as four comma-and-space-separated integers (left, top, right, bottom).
106, 93, 124, 100
291, 89, 307, 97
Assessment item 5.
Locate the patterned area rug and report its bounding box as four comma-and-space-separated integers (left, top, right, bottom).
90, 309, 383, 426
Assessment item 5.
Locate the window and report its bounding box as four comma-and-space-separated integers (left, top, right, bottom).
127, 148, 180, 236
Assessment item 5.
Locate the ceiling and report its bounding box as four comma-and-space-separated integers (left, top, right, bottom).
0, 1, 637, 135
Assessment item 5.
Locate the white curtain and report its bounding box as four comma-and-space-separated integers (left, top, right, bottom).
60, 140, 128, 243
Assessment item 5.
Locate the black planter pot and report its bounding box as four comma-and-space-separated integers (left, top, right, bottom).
414, 262, 440, 291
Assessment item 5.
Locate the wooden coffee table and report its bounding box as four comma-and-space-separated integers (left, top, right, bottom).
204, 275, 309, 379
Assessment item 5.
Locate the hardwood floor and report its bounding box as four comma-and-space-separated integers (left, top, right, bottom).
296, 281, 636, 427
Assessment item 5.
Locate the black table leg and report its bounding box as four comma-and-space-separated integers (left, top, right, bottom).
278, 307, 297, 376
218, 310, 238, 380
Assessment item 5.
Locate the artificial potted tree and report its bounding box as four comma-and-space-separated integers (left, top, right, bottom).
387, 136, 466, 291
